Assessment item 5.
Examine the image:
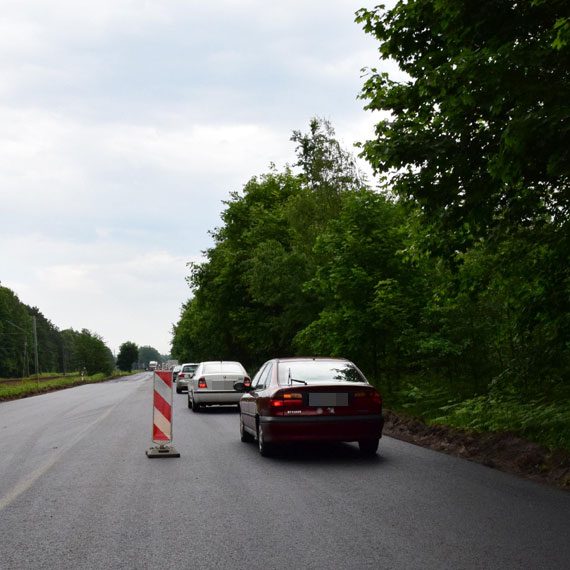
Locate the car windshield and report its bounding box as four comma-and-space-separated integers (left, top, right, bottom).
202, 362, 244, 375
277, 361, 366, 385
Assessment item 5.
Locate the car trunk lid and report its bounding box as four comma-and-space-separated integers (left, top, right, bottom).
270, 384, 382, 416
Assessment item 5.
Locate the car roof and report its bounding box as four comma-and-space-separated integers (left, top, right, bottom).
275, 357, 349, 363
200, 360, 243, 365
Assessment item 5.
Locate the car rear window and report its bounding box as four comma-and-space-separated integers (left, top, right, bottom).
277, 361, 366, 385
182, 364, 198, 373
202, 362, 244, 375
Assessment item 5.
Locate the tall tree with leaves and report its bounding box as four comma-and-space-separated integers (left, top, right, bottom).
357, 0, 569, 247
0, 286, 32, 377
173, 119, 367, 369
294, 188, 427, 383
138, 345, 162, 369
75, 329, 114, 376
117, 341, 139, 372
356, 0, 570, 387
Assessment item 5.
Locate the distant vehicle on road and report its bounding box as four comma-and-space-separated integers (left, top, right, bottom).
149, 361, 158, 371
234, 357, 384, 457
172, 364, 182, 383
188, 361, 249, 411
176, 362, 199, 393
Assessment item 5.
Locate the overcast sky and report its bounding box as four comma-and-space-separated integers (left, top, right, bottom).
1, 0, 399, 356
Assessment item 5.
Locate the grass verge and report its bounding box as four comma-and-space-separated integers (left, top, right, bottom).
0, 371, 140, 401
383, 382, 570, 454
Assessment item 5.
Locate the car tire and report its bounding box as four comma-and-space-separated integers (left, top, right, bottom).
187, 395, 192, 409
191, 397, 201, 413
358, 438, 379, 456
257, 421, 273, 456
240, 414, 254, 443
176, 386, 181, 394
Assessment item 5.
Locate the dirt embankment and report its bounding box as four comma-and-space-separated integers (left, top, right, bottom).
384, 409, 570, 490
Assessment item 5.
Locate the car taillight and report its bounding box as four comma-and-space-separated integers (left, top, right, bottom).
283, 393, 303, 401
179, 373, 185, 378
198, 378, 207, 389
354, 391, 382, 406
244, 377, 251, 388
270, 392, 303, 409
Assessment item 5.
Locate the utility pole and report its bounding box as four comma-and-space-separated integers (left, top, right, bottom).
33, 316, 39, 385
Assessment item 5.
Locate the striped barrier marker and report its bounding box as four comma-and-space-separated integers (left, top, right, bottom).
146, 370, 180, 458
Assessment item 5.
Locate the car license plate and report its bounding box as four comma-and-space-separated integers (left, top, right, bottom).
309, 393, 348, 407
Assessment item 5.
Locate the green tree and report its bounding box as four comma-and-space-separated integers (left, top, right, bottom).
138, 345, 161, 369
25, 307, 61, 374
356, 0, 570, 248
75, 329, 114, 376
294, 189, 427, 384
173, 119, 367, 369
60, 328, 79, 375
356, 0, 570, 390
0, 286, 32, 377
117, 341, 139, 372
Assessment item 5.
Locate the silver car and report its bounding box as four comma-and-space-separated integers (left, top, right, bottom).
176, 363, 199, 393
188, 361, 250, 412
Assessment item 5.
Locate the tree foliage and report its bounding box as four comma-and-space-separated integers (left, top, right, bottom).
354, 0, 570, 390
171, 119, 367, 368
356, 0, 570, 248
0, 284, 115, 378
0, 286, 32, 377
173, 104, 570, 443
171, 119, 425, 380
138, 345, 162, 368
73, 329, 114, 376
117, 341, 139, 372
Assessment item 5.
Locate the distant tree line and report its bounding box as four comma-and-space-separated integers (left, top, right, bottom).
115, 343, 166, 372
0, 285, 168, 378
172, 0, 569, 416
0, 284, 115, 377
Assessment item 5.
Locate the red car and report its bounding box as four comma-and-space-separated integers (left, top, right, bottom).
235, 357, 384, 456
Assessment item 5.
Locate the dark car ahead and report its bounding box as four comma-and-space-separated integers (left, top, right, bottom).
235, 357, 384, 457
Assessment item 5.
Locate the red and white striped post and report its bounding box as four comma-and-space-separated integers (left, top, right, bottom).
146, 369, 180, 458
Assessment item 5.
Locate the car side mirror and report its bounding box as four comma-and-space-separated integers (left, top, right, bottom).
233, 382, 252, 392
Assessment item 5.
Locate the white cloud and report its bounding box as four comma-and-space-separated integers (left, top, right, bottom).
0, 0, 399, 355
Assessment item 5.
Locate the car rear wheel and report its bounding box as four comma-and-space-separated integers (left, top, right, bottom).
358, 438, 379, 456
187, 395, 192, 409
240, 414, 254, 443
191, 397, 201, 413
176, 386, 182, 394
257, 421, 273, 456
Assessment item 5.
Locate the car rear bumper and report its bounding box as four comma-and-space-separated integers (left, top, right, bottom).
259, 414, 384, 443
193, 390, 243, 405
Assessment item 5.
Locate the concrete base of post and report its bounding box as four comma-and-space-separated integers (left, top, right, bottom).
145, 444, 180, 458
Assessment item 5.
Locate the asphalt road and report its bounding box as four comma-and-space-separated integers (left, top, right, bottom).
0, 372, 568, 570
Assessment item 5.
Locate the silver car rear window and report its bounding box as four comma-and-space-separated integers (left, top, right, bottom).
202, 362, 244, 375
